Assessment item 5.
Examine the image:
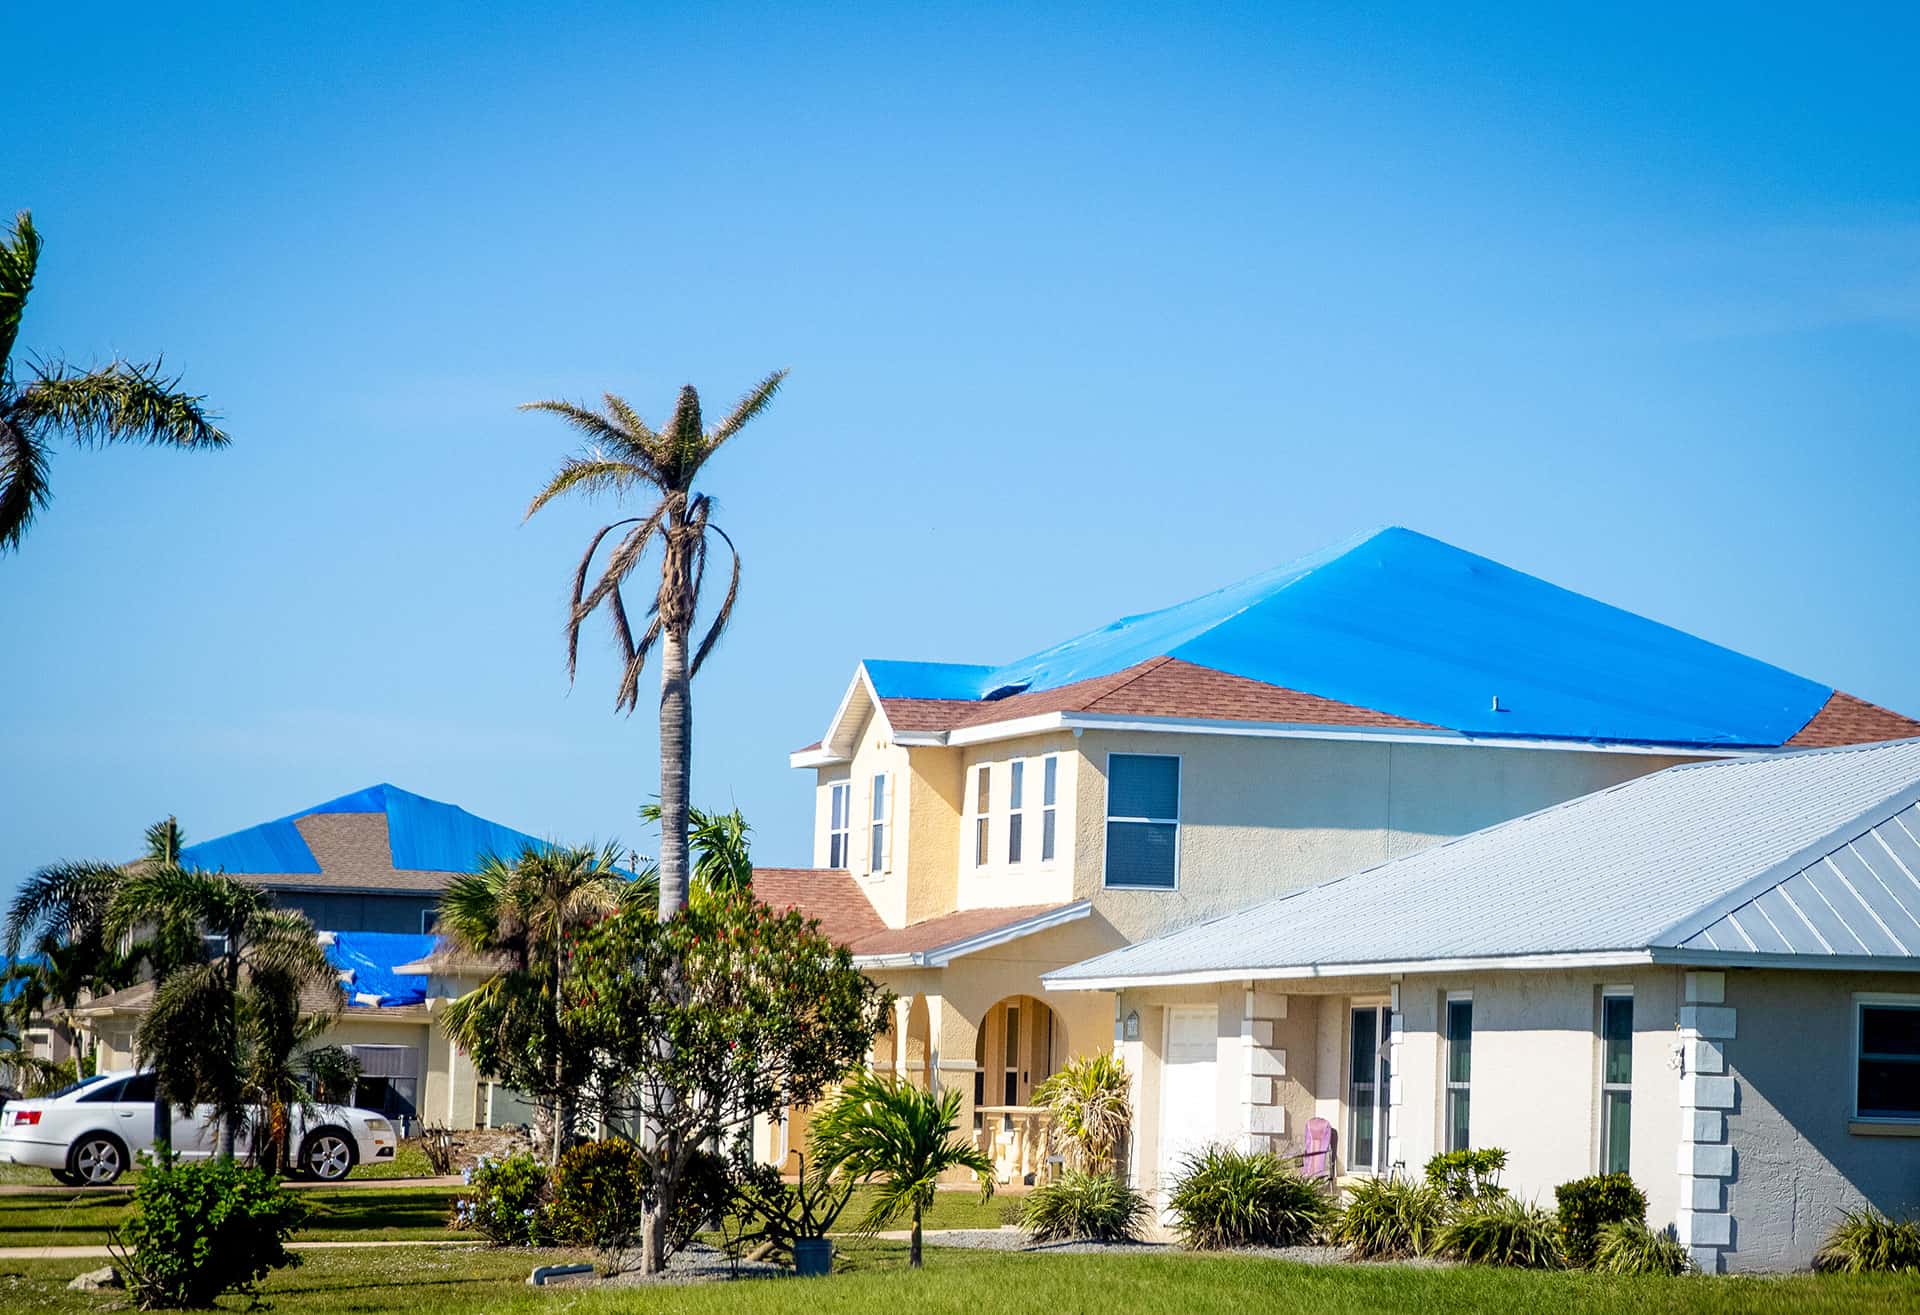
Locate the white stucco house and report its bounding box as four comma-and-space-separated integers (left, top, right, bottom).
1045, 736, 1920, 1273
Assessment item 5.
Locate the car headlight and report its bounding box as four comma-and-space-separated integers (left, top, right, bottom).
364, 1118, 392, 1133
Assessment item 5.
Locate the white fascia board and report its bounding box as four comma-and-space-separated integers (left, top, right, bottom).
1648, 947, 1920, 974
810, 666, 883, 764
947, 710, 1763, 758
789, 747, 845, 769
891, 731, 947, 747
852, 900, 1094, 970
1043, 949, 1657, 992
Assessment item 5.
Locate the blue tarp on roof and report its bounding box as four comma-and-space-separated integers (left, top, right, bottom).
862, 527, 1834, 748
863, 661, 998, 700
180, 784, 550, 876
325, 932, 436, 1008
1, 956, 42, 1006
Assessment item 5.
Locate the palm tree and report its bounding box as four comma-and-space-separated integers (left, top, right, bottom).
435, 843, 630, 1162
107, 868, 339, 1161
1033, 1053, 1133, 1174
521, 371, 786, 920
637, 801, 754, 898
807, 1072, 996, 1268
0, 211, 228, 551
239, 965, 358, 1176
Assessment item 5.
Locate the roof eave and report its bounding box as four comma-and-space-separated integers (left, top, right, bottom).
854, 900, 1094, 969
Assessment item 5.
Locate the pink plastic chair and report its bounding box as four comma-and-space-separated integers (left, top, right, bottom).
1301, 1116, 1334, 1182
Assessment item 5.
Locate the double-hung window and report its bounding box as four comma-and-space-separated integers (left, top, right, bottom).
1445, 994, 1473, 1152
1856, 996, 1920, 1121
1041, 756, 1058, 862
869, 773, 889, 874
1104, 753, 1179, 889
1008, 761, 1026, 864
1599, 990, 1633, 1174
972, 765, 991, 867
828, 781, 851, 869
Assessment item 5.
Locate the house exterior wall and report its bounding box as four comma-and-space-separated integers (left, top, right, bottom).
266, 890, 440, 934
954, 734, 1081, 912
813, 709, 914, 927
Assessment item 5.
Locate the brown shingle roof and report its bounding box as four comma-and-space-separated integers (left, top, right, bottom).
224, 814, 456, 895
752, 868, 889, 947
1786, 691, 1920, 748
847, 903, 1076, 958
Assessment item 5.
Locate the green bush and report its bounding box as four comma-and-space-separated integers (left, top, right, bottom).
112, 1159, 309, 1308
1593, 1219, 1694, 1275
1813, 1208, 1920, 1275
1169, 1145, 1334, 1250
1330, 1174, 1449, 1260
453, 1151, 551, 1246
1020, 1172, 1153, 1243
725, 1152, 856, 1265
1553, 1173, 1646, 1266
1423, 1148, 1508, 1201
550, 1139, 647, 1250
1437, 1196, 1564, 1268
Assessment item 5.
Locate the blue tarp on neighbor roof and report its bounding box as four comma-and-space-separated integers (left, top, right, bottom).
325, 932, 435, 1008
863, 527, 1835, 749
180, 784, 550, 877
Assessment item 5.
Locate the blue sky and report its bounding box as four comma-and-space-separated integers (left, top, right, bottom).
3, 3, 1918, 896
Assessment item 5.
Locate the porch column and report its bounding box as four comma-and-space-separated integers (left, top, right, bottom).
1676, 972, 1737, 1274
891, 994, 915, 1082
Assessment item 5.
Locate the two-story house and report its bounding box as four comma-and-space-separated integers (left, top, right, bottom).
766, 527, 1919, 1180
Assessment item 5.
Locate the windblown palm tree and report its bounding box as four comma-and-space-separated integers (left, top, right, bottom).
240, 966, 358, 1176
522, 371, 786, 920
807, 1072, 996, 1269
436, 843, 631, 1161
107, 868, 339, 1162
0, 211, 228, 551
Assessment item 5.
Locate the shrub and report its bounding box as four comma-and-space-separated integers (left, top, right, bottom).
1424, 1148, 1508, 1202
725, 1151, 856, 1265
1021, 1171, 1153, 1243
1554, 1173, 1647, 1267
111, 1159, 308, 1308
1169, 1144, 1334, 1249
1813, 1208, 1920, 1275
550, 1139, 647, 1250
1330, 1174, 1449, 1260
1033, 1054, 1132, 1174
1593, 1219, 1694, 1275
453, 1151, 551, 1246
1437, 1196, 1564, 1268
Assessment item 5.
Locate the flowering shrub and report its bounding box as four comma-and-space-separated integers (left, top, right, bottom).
452, 1151, 551, 1246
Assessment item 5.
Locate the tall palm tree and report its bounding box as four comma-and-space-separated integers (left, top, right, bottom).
107, 868, 339, 1161
807, 1072, 996, 1269
0, 211, 228, 551
239, 965, 358, 1176
436, 843, 630, 1161
521, 370, 786, 920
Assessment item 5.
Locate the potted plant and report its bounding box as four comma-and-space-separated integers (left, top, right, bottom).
725, 1149, 856, 1277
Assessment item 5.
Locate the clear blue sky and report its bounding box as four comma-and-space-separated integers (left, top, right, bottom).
4, 3, 1918, 898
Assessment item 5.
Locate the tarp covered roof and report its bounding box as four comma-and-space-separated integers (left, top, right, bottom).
859, 526, 1847, 749
324, 931, 437, 1008
180, 783, 549, 877
1047, 737, 1920, 987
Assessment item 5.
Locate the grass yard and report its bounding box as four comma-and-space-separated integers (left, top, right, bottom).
0, 1185, 471, 1247
1, 1243, 1916, 1314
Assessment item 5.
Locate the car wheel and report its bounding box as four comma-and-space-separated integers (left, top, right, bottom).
70, 1134, 128, 1186
301, 1129, 356, 1182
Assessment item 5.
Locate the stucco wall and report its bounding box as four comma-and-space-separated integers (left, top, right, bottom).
954, 733, 1080, 912
813, 709, 914, 927
1720, 968, 1920, 1272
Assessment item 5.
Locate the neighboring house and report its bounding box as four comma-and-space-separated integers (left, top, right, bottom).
72, 783, 560, 1131
1047, 737, 1920, 1273
772, 526, 1919, 1182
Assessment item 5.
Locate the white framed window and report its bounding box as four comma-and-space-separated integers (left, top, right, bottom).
1855, 994, 1920, 1121
972, 764, 991, 868
1444, 993, 1473, 1152
827, 781, 851, 869
1103, 753, 1180, 889
1008, 761, 1026, 865
868, 773, 890, 874
1041, 755, 1059, 863
1599, 989, 1633, 1174
420, 909, 440, 935
1347, 1003, 1391, 1172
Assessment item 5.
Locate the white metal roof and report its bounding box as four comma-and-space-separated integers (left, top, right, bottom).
1046, 737, 1920, 989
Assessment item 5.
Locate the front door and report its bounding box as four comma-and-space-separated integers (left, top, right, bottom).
1157, 1006, 1218, 1189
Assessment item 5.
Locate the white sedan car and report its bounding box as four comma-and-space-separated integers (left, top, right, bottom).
0, 1070, 398, 1184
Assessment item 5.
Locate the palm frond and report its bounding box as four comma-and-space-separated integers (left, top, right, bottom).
567, 515, 643, 679
525, 457, 650, 520
688, 522, 740, 678
661, 384, 704, 473
19, 358, 228, 450
4, 859, 120, 957
704, 368, 788, 455
600, 392, 659, 451
143, 817, 186, 865
0, 412, 50, 553
0, 210, 41, 368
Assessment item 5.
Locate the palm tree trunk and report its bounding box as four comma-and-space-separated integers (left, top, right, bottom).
657, 628, 691, 922
910, 1201, 924, 1269
219, 946, 240, 1163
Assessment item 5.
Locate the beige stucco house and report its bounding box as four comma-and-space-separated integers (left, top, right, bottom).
766, 528, 1918, 1183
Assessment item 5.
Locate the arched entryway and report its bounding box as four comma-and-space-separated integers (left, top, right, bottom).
971, 994, 1062, 1183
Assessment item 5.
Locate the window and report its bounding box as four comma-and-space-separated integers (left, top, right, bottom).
827, 781, 851, 869
973, 765, 991, 867
1104, 754, 1180, 888
1445, 995, 1473, 1152
1857, 998, 1920, 1120
1041, 756, 1059, 862
419, 909, 440, 935
1004, 1004, 1021, 1105
1600, 991, 1633, 1174
1008, 761, 1026, 864
869, 773, 889, 874
1348, 1005, 1391, 1172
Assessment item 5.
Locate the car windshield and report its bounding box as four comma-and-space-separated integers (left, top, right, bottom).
48, 1073, 116, 1100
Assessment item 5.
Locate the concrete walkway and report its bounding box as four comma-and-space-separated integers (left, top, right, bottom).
0, 1238, 483, 1260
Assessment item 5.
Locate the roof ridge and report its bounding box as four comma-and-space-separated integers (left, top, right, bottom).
1077, 656, 1178, 711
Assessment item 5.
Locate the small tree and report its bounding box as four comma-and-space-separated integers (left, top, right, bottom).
1033, 1053, 1132, 1174
563, 890, 888, 1273
806, 1072, 996, 1269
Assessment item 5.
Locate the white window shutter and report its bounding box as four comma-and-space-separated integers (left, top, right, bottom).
884, 773, 896, 872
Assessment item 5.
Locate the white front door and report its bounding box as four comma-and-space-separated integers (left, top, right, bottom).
1157, 1006, 1219, 1189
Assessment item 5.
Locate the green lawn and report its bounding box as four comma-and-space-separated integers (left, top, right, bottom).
0, 1186, 471, 1247
0, 1244, 1914, 1314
